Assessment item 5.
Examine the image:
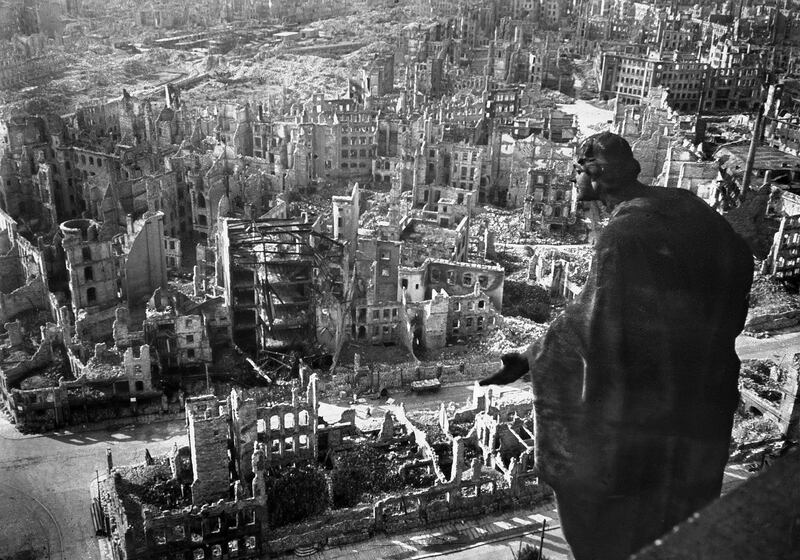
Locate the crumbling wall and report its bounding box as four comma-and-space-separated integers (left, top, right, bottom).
393, 404, 447, 483
260, 466, 551, 555
740, 354, 800, 441
104, 474, 137, 557
445, 284, 503, 343
0, 249, 25, 294
74, 306, 118, 344
0, 211, 25, 293
174, 314, 212, 365
230, 389, 258, 489
780, 356, 800, 440
121, 212, 168, 313
186, 396, 230, 506
629, 108, 672, 186
425, 259, 505, 310
0, 276, 49, 325
1, 323, 56, 388
7, 384, 69, 430
375, 467, 551, 534
253, 382, 318, 468
141, 495, 264, 557
123, 345, 153, 393
327, 359, 500, 396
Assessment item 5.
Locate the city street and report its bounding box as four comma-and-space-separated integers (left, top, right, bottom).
0, 418, 187, 559
734, 329, 800, 364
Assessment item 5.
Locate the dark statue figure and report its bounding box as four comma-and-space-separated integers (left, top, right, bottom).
481, 132, 754, 560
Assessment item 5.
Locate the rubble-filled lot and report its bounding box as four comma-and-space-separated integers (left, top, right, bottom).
739, 359, 786, 404
1, 45, 197, 118
2, 3, 415, 119
748, 273, 800, 316
476, 206, 587, 246
112, 458, 188, 524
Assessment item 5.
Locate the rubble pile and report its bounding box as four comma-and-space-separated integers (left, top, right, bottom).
2, 46, 197, 118
475, 206, 525, 246
18, 351, 71, 389
740, 359, 786, 404
729, 412, 783, 461
478, 315, 548, 355
181, 7, 413, 108
748, 273, 800, 315
478, 204, 588, 246
115, 457, 187, 513
189, 53, 353, 106
531, 245, 594, 286
317, 6, 416, 44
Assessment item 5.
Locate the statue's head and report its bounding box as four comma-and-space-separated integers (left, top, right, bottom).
574, 132, 641, 202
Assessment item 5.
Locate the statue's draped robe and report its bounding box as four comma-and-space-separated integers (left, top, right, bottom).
525, 187, 753, 560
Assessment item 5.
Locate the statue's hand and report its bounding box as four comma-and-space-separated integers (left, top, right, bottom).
479, 352, 530, 386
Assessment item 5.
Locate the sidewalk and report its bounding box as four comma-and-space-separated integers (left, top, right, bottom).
278, 502, 571, 560
89, 472, 116, 560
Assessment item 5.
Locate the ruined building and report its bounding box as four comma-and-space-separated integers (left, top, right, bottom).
101, 379, 552, 559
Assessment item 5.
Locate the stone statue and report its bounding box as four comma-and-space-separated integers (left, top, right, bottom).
481, 132, 753, 559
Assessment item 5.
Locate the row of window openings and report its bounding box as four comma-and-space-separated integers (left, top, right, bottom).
340, 149, 373, 159
340, 125, 375, 133
267, 435, 310, 454
360, 308, 399, 321
186, 537, 257, 560
253, 136, 278, 148
453, 316, 493, 329
533, 189, 566, 202
450, 151, 479, 162
456, 300, 486, 311
79, 154, 103, 168
365, 324, 397, 337
155, 519, 257, 544
456, 166, 477, 179
665, 81, 700, 90
252, 150, 277, 163
258, 411, 311, 431
429, 270, 489, 287
341, 136, 371, 145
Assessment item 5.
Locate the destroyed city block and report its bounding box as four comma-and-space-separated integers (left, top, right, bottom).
0, 0, 800, 559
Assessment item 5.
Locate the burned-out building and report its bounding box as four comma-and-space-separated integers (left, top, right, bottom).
144, 288, 213, 370
217, 215, 345, 354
